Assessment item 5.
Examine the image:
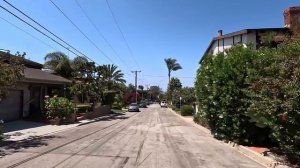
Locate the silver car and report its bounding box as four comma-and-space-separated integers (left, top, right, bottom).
128, 103, 140, 112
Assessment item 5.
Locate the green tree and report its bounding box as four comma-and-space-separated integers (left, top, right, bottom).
97, 64, 126, 90
180, 87, 196, 105
167, 77, 182, 102
0, 52, 25, 102
138, 85, 144, 91
96, 64, 126, 105
164, 58, 182, 83
138, 85, 144, 100
44, 52, 72, 79
147, 86, 160, 101
127, 83, 136, 93
69, 56, 97, 103
72, 56, 89, 80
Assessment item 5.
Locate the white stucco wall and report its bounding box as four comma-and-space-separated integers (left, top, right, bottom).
246, 32, 257, 49
209, 32, 257, 55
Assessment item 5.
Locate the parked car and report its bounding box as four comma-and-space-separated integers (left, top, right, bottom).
160, 101, 167, 107
128, 103, 140, 112
139, 102, 147, 108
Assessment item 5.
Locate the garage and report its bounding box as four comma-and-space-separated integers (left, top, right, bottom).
0, 90, 23, 122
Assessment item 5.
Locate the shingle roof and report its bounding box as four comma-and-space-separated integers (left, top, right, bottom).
0, 51, 43, 69
24, 67, 71, 84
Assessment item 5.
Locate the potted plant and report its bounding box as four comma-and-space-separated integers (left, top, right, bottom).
44, 96, 74, 125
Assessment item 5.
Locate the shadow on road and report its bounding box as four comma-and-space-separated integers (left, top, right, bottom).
78, 112, 130, 126
0, 135, 61, 157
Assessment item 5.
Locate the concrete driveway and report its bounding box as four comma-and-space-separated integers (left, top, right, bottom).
0, 105, 263, 168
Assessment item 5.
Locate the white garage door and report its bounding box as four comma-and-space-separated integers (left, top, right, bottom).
0, 90, 22, 122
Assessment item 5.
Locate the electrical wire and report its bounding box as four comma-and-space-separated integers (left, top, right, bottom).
142, 74, 195, 78
0, 5, 86, 59
2, 0, 96, 64
0, 16, 58, 51
49, 0, 114, 63
75, 0, 132, 72
105, 0, 140, 69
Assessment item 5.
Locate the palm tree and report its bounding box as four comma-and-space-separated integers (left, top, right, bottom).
44, 52, 72, 79
138, 85, 144, 100
164, 58, 182, 83
97, 64, 126, 90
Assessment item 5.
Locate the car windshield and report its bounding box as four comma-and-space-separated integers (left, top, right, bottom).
130, 103, 138, 106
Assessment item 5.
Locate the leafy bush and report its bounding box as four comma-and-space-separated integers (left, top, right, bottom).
193, 111, 209, 129
195, 44, 268, 144
245, 40, 300, 163
195, 41, 300, 164
45, 97, 74, 119
180, 105, 193, 116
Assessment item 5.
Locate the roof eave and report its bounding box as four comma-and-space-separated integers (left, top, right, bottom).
22, 78, 71, 85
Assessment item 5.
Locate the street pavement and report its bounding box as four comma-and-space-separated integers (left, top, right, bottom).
0, 104, 264, 168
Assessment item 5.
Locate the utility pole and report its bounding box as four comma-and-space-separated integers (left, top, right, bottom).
131, 70, 141, 103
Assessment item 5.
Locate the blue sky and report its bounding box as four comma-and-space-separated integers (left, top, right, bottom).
0, 0, 299, 90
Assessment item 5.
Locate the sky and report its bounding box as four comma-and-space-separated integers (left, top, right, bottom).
0, 0, 299, 91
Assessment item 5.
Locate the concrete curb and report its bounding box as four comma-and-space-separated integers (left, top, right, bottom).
168, 108, 290, 168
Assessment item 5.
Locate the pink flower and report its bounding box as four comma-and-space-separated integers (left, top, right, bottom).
280, 115, 287, 121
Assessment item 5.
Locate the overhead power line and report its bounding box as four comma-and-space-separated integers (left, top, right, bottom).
49, 0, 114, 63
0, 16, 58, 51
105, 0, 140, 69
1, 0, 96, 64
0, 5, 83, 59
74, 0, 132, 72
142, 74, 195, 79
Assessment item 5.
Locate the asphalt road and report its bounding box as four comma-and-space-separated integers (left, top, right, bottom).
0, 104, 264, 168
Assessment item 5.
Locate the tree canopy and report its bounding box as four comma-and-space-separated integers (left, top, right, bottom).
164, 58, 182, 83
44, 52, 72, 79
0, 52, 25, 102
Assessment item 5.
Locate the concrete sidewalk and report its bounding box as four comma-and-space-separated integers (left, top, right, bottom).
3, 120, 78, 141
2, 113, 120, 142
168, 109, 290, 168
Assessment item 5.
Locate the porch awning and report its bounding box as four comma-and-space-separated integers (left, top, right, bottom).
24, 67, 71, 84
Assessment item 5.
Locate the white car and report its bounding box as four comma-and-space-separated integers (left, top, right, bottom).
160, 101, 167, 107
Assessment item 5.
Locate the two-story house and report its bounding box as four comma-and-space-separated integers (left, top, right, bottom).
200, 6, 300, 63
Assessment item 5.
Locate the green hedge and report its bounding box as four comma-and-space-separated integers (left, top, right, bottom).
195, 40, 300, 164
180, 105, 193, 116
76, 104, 92, 113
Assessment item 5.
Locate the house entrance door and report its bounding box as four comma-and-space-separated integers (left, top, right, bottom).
29, 86, 41, 115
